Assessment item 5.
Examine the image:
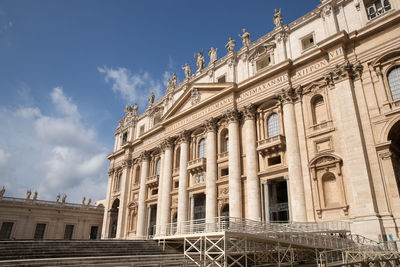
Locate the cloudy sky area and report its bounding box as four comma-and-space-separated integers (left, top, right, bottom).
0, 0, 318, 203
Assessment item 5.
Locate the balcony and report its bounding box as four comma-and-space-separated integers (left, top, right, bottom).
257, 135, 286, 156
187, 157, 206, 173
146, 174, 159, 188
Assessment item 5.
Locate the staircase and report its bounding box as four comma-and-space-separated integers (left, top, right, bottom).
0, 240, 196, 266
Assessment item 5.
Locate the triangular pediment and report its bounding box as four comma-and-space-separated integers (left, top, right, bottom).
163, 83, 234, 121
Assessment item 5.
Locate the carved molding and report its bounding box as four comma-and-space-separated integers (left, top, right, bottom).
380, 151, 393, 160
108, 168, 115, 176
122, 159, 132, 168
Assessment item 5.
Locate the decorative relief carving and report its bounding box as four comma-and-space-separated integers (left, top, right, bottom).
108, 168, 115, 176
320, 4, 332, 20
193, 172, 205, 184
248, 43, 276, 63
380, 151, 392, 160
191, 88, 201, 105
225, 109, 240, 123
274, 32, 287, 43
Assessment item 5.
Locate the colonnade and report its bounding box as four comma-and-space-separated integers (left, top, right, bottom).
133, 87, 307, 236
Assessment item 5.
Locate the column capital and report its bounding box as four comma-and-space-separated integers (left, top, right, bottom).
203, 117, 218, 132
324, 60, 363, 85
107, 168, 115, 176
161, 137, 174, 151
276, 86, 302, 105
380, 151, 392, 160
139, 151, 150, 161
177, 130, 191, 143
225, 108, 241, 123
241, 103, 257, 120
121, 159, 132, 168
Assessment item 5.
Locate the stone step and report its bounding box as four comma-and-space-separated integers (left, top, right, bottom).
0, 254, 197, 267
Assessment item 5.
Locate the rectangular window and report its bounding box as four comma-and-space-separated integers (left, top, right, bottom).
268, 156, 282, 166
174, 181, 179, 188
366, 0, 391, 20
90, 226, 99, 240
301, 33, 315, 51
34, 223, 46, 240
139, 125, 145, 136
151, 189, 158, 195
217, 75, 226, 83
122, 132, 128, 144
0, 222, 14, 240
221, 168, 229, 177
256, 56, 271, 71
64, 224, 74, 240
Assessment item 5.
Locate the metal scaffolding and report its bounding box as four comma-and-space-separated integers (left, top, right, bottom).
154, 217, 399, 267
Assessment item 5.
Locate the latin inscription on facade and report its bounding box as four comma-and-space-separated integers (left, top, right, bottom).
166, 96, 234, 132
236, 74, 288, 103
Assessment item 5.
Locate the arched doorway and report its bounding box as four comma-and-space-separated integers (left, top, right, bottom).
388, 121, 400, 192
109, 199, 119, 238
221, 204, 229, 217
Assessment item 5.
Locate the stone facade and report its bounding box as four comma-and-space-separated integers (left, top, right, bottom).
103, 0, 400, 243
0, 192, 104, 240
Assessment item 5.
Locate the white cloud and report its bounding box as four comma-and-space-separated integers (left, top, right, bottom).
0, 87, 108, 203
98, 66, 164, 109
0, 148, 10, 166
50, 86, 80, 119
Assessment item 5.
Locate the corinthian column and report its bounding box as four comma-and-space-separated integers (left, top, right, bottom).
136, 151, 150, 238
160, 138, 174, 235
116, 158, 132, 238
204, 118, 218, 224
276, 87, 307, 222
177, 131, 190, 233
226, 109, 242, 218
242, 104, 261, 221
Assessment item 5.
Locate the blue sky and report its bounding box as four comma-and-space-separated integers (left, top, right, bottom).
0, 0, 319, 203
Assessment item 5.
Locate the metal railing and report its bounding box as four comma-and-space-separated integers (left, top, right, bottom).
154, 217, 393, 252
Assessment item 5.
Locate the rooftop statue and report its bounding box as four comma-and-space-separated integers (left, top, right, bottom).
26, 189, 31, 200
274, 9, 283, 28
82, 196, 86, 206
132, 103, 138, 116
225, 37, 236, 53
182, 63, 191, 79
208, 47, 218, 65
194, 49, 205, 72
33, 191, 38, 201
0, 186, 5, 199
56, 193, 60, 203
238, 28, 251, 47
62, 194, 67, 204
172, 73, 177, 86
148, 92, 155, 106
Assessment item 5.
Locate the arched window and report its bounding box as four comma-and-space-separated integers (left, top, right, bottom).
155, 158, 161, 176
267, 113, 280, 137
388, 66, 400, 101
198, 139, 206, 158
175, 147, 181, 169
134, 166, 140, 185
322, 172, 338, 207
220, 129, 229, 153
312, 95, 328, 124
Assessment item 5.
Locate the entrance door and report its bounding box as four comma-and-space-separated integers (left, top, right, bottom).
267, 179, 289, 222
148, 204, 157, 236
109, 199, 119, 238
